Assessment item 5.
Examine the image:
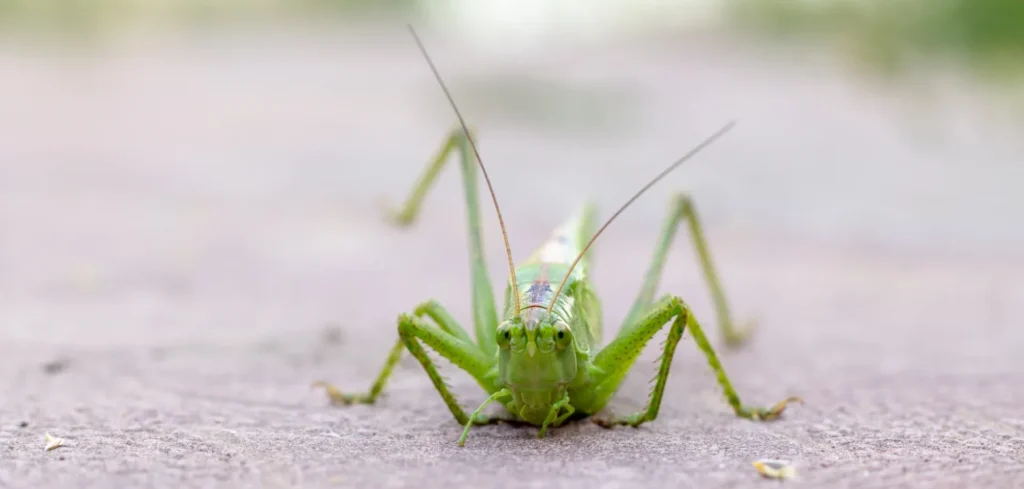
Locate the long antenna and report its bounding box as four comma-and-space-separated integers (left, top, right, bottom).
546, 121, 737, 314
408, 25, 522, 316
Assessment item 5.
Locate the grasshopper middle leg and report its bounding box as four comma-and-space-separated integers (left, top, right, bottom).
315, 305, 501, 426
312, 300, 476, 405
587, 295, 802, 427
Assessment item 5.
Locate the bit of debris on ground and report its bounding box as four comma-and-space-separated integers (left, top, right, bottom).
42, 358, 69, 375
44, 433, 65, 451
753, 459, 797, 480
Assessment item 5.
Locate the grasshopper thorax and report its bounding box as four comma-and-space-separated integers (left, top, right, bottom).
495, 310, 578, 424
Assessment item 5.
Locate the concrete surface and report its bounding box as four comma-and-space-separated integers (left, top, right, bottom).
1, 25, 1023, 488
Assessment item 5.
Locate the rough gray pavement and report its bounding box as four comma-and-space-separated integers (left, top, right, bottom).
1, 24, 1023, 489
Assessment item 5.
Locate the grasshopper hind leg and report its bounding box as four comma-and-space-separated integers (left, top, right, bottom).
380, 128, 501, 357
317, 129, 502, 407
619, 192, 753, 349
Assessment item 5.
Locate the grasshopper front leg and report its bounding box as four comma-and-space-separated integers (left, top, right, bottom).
459, 388, 511, 446
621, 192, 753, 348
587, 295, 801, 428
538, 393, 574, 439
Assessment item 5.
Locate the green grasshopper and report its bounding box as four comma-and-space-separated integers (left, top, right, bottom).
313, 26, 802, 447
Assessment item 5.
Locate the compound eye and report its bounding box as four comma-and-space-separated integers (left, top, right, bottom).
554, 323, 571, 349
496, 323, 512, 349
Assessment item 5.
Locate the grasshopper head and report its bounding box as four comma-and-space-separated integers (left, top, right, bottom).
495, 310, 577, 424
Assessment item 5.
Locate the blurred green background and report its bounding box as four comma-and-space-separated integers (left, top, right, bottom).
729, 0, 1024, 81
3, 0, 1023, 82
